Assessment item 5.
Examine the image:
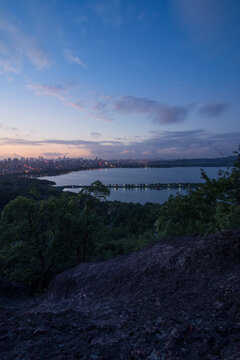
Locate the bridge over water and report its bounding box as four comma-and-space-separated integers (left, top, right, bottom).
55, 182, 202, 191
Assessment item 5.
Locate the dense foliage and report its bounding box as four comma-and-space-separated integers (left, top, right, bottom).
155, 150, 240, 237
0, 181, 160, 290
0, 175, 59, 210
0, 151, 239, 291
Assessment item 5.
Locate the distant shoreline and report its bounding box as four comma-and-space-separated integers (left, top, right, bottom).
38, 162, 233, 178
0, 156, 234, 178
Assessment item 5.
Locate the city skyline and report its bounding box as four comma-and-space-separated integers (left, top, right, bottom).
0, 0, 240, 159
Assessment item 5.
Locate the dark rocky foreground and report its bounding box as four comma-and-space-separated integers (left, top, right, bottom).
1, 231, 240, 360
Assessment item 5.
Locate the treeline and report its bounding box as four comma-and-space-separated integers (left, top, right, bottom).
0, 151, 239, 292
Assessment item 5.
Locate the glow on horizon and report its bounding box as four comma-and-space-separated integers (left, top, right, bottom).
0, 144, 92, 159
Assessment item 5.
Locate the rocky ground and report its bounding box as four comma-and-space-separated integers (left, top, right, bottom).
1, 230, 240, 359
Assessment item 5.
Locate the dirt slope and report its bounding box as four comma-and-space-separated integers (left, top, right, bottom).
0, 231, 240, 359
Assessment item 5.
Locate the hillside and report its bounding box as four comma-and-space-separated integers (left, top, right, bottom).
0, 230, 240, 360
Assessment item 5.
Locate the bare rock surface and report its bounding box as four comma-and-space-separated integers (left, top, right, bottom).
1, 231, 240, 359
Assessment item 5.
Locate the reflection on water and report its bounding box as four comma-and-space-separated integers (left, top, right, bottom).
63, 188, 186, 204
64, 186, 187, 205
108, 188, 186, 204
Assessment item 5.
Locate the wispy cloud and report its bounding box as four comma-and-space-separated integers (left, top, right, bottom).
0, 123, 19, 132
199, 102, 228, 117
26, 83, 67, 101
25, 78, 228, 126
69, 98, 114, 122
69, 99, 88, 110
90, 132, 102, 139
26, 81, 114, 122
90, 101, 114, 122
0, 57, 21, 74
0, 18, 51, 74
43, 152, 66, 157
64, 50, 86, 67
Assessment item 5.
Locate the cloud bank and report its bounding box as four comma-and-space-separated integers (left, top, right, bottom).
0, 129, 238, 159
112, 96, 191, 124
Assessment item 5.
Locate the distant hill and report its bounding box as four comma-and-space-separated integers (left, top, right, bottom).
144, 155, 236, 168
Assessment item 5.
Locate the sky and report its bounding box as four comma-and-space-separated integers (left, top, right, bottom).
0, 0, 240, 159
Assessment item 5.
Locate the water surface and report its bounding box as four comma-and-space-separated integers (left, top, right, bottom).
43, 167, 228, 204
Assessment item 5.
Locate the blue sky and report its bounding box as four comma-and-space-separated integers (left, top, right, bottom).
0, 0, 239, 159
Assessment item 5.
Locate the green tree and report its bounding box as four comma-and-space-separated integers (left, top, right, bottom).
155, 149, 240, 238
79, 181, 110, 260
0, 196, 53, 290
0, 194, 83, 290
